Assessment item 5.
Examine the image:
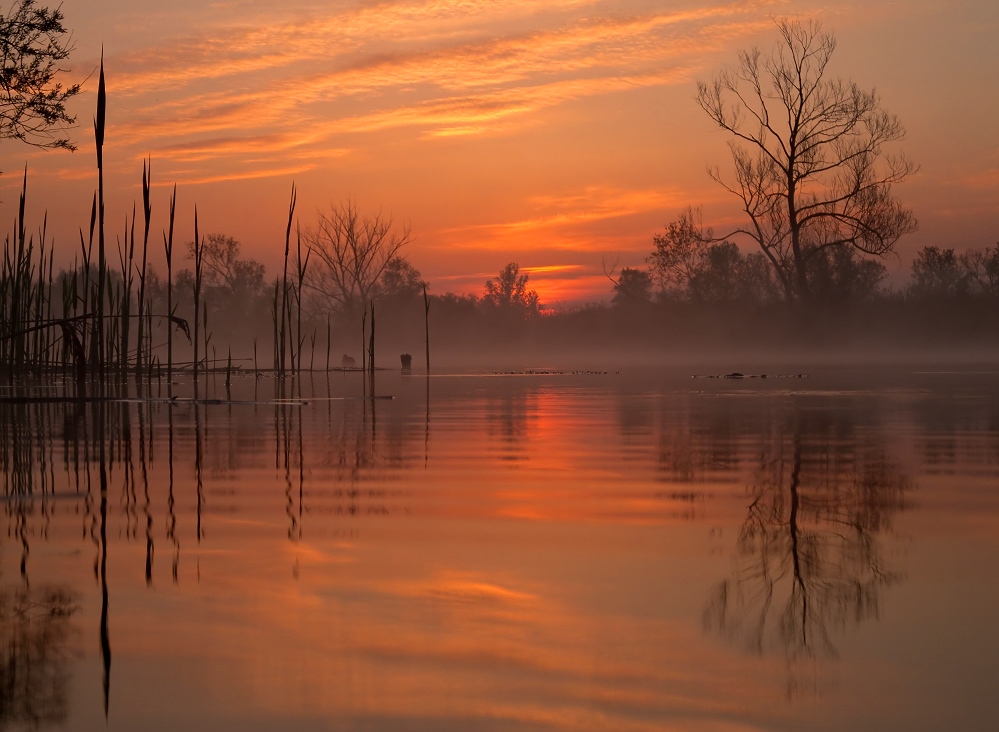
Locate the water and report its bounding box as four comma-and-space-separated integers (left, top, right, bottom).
2, 367, 998, 731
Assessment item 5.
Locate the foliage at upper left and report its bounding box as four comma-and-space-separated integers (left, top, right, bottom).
0, 0, 79, 158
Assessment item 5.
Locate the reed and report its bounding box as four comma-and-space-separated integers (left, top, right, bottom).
271, 282, 279, 373
295, 223, 310, 375
164, 185, 176, 385
367, 301, 375, 376
279, 185, 296, 376
193, 208, 203, 389
95, 55, 106, 385
203, 302, 211, 375
117, 208, 135, 378
135, 160, 151, 379
424, 283, 430, 374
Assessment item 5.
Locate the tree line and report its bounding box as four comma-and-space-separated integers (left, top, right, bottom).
615, 215, 999, 308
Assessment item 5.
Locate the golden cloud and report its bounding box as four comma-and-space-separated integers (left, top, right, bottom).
95, 0, 776, 163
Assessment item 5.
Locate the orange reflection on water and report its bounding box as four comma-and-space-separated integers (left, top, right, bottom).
3, 372, 999, 730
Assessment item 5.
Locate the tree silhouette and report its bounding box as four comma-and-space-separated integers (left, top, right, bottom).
0, 1, 80, 161
908, 246, 968, 300
482, 263, 540, 315
960, 243, 999, 298
304, 200, 412, 320
611, 267, 653, 306
647, 207, 705, 297
696, 18, 917, 302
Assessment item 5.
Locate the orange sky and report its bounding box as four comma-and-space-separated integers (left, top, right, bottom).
3, 0, 997, 305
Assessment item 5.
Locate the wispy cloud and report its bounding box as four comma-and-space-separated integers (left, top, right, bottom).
437, 185, 689, 250
963, 167, 999, 190
94, 1, 776, 164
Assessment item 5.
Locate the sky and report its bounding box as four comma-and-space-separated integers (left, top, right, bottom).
3, 0, 998, 305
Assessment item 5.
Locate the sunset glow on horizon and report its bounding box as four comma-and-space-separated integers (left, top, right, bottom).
3, 0, 997, 305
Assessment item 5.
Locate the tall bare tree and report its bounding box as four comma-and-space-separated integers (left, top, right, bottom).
303, 200, 411, 319
696, 18, 917, 301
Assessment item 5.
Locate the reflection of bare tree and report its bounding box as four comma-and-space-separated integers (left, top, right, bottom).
705, 424, 911, 676
0, 586, 78, 729
485, 391, 533, 462
656, 411, 741, 484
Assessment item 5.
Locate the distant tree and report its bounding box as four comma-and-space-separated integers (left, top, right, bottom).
738, 251, 783, 305
687, 242, 745, 305
611, 267, 653, 306
431, 292, 478, 317
185, 233, 266, 305
482, 262, 540, 315
648, 207, 706, 297
806, 246, 888, 304
378, 256, 426, 301
169, 234, 269, 358
649, 214, 782, 306
696, 18, 917, 302
304, 200, 412, 319
960, 243, 999, 299
909, 246, 967, 300
0, 1, 80, 162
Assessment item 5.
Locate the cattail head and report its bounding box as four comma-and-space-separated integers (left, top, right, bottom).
95, 54, 106, 169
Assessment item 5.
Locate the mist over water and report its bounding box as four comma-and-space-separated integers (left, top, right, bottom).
2, 366, 997, 730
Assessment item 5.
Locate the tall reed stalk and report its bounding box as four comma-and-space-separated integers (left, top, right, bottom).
192, 209, 203, 389
279, 184, 296, 376
164, 186, 176, 385
135, 160, 151, 379
95, 56, 107, 387
295, 223, 310, 375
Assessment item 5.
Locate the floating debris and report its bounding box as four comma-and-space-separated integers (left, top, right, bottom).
692, 373, 808, 379
488, 370, 618, 376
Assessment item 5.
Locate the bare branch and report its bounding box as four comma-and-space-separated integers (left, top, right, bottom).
694, 17, 917, 302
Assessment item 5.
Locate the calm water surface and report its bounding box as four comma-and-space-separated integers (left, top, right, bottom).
1, 367, 998, 731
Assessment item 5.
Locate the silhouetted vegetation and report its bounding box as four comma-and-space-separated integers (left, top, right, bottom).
694, 18, 917, 303
0, 1, 80, 163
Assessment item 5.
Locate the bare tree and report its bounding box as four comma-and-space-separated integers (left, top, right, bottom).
647, 206, 710, 296
0, 1, 80, 159
960, 243, 999, 299
303, 200, 411, 319
696, 18, 917, 301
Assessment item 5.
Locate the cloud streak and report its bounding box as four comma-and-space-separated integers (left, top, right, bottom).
95, 1, 777, 164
